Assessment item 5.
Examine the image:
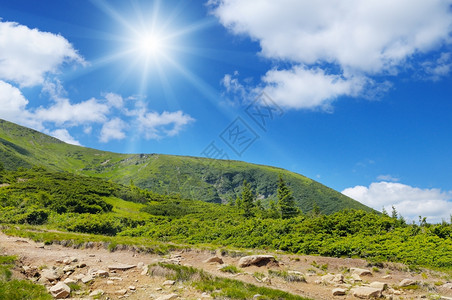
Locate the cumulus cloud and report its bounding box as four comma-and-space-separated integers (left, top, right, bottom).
100, 118, 127, 143
376, 174, 400, 182
0, 21, 84, 87
137, 110, 195, 139
49, 129, 81, 146
210, 0, 452, 109
342, 182, 452, 223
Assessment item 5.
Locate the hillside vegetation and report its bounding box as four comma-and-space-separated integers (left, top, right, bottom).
0, 119, 371, 214
0, 168, 451, 271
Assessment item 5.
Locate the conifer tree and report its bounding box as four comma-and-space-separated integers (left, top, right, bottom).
241, 180, 254, 218
277, 174, 298, 219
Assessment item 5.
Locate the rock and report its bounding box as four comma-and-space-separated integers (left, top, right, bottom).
204, 256, 224, 264
128, 285, 136, 290
74, 274, 85, 281
95, 269, 109, 277
156, 294, 179, 300
352, 273, 362, 282
62, 266, 75, 273
115, 289, 127, 295
253, 294, 262, 299
76, 263, 86, 268
262, 277, 271, 284
107, 280, 114, 285
110, 276, 123, 281
369, 281, 387, 291
89, 289, 104, 297
442, 283, 452, 289
351, 287, 382, 299
63, 278, 76, 284
382, 275, 392, 279
332, 288, 347, 296
163, 280, 176, 286
141, 266, 149, 275
81, 274, 94, 284
237, 255, 277, 267
49, 282, 71, 299
137, 262, 144, 268
108, 264, 136, 271
400, 278, 416, 287
22, 266, 40, 278
41, 269, 60, 282
350, 268, 372, 276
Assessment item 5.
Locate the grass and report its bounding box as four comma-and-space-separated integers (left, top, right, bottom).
151, 263, 312, 300
0, 224, 183, 255
268, 270, 306, 283
219, 265, 242, 274
0, 255, 52, 300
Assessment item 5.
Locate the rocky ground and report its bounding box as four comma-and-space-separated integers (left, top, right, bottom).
1, 232, 451, 300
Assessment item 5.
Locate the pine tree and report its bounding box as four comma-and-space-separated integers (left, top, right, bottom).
277, 174, 298, 219
241, 180, 255, 218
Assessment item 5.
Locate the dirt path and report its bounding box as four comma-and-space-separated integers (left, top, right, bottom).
1, 231, 451, 299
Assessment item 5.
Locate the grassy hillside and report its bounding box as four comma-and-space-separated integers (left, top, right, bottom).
0, 119, 371, 214
1, 168, 450, 270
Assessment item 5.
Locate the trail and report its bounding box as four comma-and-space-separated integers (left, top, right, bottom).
1, 231, 451, 299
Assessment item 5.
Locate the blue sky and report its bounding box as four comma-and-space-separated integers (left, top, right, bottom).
1, 0, 452, 222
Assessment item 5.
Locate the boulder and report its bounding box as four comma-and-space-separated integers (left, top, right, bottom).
238, 255, 277, 267
369, 281, 387, 291
332, 288, 347, 296
351, 287, 382, 299
49, 282, 71, 299
204, 256, 224, 264
89, 289, 104, 297
41, 269, 60, 282
95, 269, 109, 277
81, 274, 94, 284
107, 263, 136, 271
352, 273, 362, 282
350, 268, 372, 276
63, 278, 76, 284
399, 278, 416, 287
163, 280, 176, 286
156, 294, 179, 300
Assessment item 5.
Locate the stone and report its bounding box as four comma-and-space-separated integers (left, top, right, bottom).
400, 278, 416, 287
63, 278, 76, 284
81, 274, 94, 284
89, 289, 104, 297
128, 285, 136, 290
204, 256, 224, 264
156, 294, 179, 300
442, 283, 452, 289
115, 289, 127, 295
369, 281, 387, 291
107, 280, 114, 285
350, 268, 372, 276
41, 269, 60, 282
110, 276, 123, 281
253, 294, 262, 299
141, 266, 149, 275
163, 280, 176, 286
321, 273, 344, 284
62, 266, 75, 273
22, 266, 39, 278
108, 264, 136, 271
262, 277, 271, 284
332, 288, 347, 296
351, 287, 382, 299
49, 282, 71, 299
74, 274, 85, 281
237, 255, 277, 267
382, 275, 392, 279
95, 269, 109, 277
137, 262, 144, 268
352, 273, 362, 282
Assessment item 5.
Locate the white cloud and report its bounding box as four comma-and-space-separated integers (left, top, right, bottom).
421, 52, 452, 81
137, 110, 195, 139
0, 80, 41, 129
210, 0, 452, 109
0, 21, 84, 87
100, 118, 127, 143
104, 93, 124, 109
49, 129, 81, 146
342, 182, 452, 223
376, 174, 400, 182
34, 98, 110, 126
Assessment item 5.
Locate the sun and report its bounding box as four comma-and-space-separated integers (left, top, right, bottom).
137, 32, 166, 58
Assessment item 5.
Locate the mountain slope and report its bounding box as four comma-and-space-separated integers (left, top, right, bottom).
0, 119, 372, 214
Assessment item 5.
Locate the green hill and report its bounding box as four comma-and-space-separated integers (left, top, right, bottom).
0, 119, 372, 214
